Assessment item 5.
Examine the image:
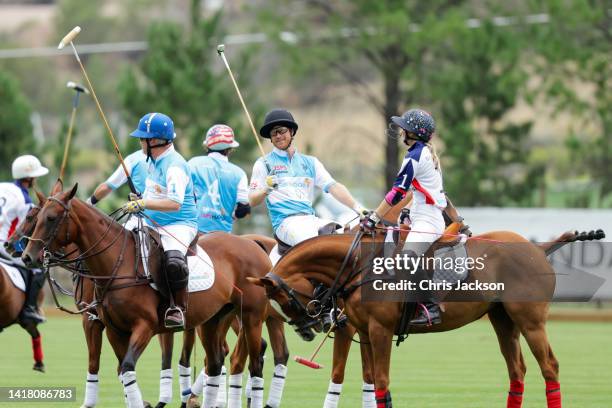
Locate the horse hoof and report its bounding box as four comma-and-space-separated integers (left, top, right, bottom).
186, 396, 201, 408
143, 401, 153, 408
32, 361, 45, 373
180, 403, 187, 408
154, 402, 166, 408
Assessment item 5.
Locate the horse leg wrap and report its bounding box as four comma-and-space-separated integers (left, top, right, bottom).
164, 250, 189, 291
362, 382, 376, 408
265, 364, 287, 408
158, 368, 173, 404
323, 381, 342, 408
191, 368, 207, 397
375, 388, 392, 408
507, 380, 524, 408
245, 373, 252, 400
122, 371, 144, 408
216, 365, 227, 407
203, 374, 221, 408
178, 364, 192, 403
249, 377, 264, 408
32, 335, 43, 363
83, 372, 99, 407
227, 373, 243, 408
545, 381, 561, 408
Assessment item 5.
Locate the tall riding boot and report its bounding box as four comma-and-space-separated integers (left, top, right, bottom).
19, 270, 46, 324
409, 264, 441, 326
163, 250, 189, 329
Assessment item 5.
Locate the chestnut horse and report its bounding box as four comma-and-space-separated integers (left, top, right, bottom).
250, 228, 596, 408
1, 201, 46, 372
22, 184, 271, 408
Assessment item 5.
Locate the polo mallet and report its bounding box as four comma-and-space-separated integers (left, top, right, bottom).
294, 308, 346, 369
58, 81, 89, 181
216, 44, 275, 175
58, 26, 138, 194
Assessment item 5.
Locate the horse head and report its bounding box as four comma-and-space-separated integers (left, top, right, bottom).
22, 183, 79, 267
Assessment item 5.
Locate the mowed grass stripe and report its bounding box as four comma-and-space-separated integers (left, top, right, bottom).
0, 316, 610, 407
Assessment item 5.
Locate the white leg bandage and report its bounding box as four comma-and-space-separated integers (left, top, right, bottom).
191, 368, 207, 396
178, 364, 192, 403
83, 372, 99, 407
323, 381, 343, 408
122, 371, 144, 408
265, 364, 287, 408
227, 373, 243, 408
249, 376, 264, 408
216, 366, 227, 407
362, 382, 376, 408
158, 368, 173, 404
203, 374, 221, 408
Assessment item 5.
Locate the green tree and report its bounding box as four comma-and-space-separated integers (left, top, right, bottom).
118, 7, 262, 165
528, 0, 611, 206
258, 1, 542, 205
0, 70, 36, 180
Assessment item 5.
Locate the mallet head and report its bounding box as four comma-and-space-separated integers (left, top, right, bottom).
217, 44, 225, 55
58, 26, 81, 50
66, 81, 89, 94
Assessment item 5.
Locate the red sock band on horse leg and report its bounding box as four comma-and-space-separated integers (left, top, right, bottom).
545, 381, 561, 408
32, 335, 43, 363
507, 380, 524, 408
375, 388, 391, 408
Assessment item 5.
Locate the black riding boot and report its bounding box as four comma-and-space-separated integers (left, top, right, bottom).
163, 250, 189, 329
19, 270, 46, 324
408, 258, 441, 326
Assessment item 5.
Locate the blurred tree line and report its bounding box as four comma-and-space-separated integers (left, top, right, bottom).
0, 0, 609, 208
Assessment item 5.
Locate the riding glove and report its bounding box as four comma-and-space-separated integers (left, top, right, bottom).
360, 211, 381, 232
123, 199, 145, 213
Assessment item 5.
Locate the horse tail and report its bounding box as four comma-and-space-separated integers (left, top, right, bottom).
538, 229, 606, 256
241, 234, 275, 255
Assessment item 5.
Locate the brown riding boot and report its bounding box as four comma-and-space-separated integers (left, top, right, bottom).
164, 287, 188, 329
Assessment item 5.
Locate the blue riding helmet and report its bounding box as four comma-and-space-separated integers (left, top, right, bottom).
130, 112, 176, 140
391, 109, 435, 142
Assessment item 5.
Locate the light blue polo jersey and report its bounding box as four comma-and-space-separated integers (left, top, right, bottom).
142, 147, 197, 228
189, 153, 248, 233
250, 148, 336, 231
105, 150, 148, 195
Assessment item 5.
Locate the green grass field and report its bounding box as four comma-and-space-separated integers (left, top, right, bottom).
0, 316, 610, 407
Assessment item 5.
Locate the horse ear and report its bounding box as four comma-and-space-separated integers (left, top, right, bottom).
246, 276, 278, 288
50, 178, 64, 195
35, 190, 47, 206
67, 183, 79, 201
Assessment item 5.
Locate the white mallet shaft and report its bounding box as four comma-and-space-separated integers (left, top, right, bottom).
58, 26, 81, 49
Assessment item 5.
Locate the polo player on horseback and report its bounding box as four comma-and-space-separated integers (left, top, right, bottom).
123, 112, 198, 329
249, 109, 366, 258
189, 124, 250, 234
361, 109, 446, 326
0, 155, 49, 324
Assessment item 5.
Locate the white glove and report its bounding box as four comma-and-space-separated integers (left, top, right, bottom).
265, 175, 279, 193
352, 203, 369, 219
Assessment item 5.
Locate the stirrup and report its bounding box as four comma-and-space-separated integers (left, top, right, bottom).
164, 306, 185, 329
410, 303, 441, 326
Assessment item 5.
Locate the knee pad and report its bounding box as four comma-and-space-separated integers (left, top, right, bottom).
164, 250, 189, 290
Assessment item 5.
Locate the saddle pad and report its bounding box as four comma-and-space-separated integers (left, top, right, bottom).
187, 246, 215, 293
0, 260, 25, 292
432, 242, 469, 285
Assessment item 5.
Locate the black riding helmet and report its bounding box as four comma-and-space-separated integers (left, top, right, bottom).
391, 109, 435, 142
259, 109, 299, 138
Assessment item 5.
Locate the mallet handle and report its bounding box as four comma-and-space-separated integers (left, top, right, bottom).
217, 47, 273, 173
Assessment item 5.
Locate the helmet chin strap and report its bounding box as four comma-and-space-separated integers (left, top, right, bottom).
145, 139, 172, 162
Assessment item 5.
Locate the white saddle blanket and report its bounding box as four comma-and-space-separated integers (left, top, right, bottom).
0, 260, 25, 292
187, 246, 215, 293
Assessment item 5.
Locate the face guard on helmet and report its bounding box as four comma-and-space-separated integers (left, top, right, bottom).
130, 112, 176, 160
390, 109, 435, 142
259, 109, 299, 139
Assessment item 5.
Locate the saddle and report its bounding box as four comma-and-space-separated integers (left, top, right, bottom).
274, 222, 342, 256
134, 227, 200, 301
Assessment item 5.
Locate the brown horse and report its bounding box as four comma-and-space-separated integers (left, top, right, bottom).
1, 200, 46, 373
0, 263, 45, 371
22, 184, 271, 408
250, 227, 594, 408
